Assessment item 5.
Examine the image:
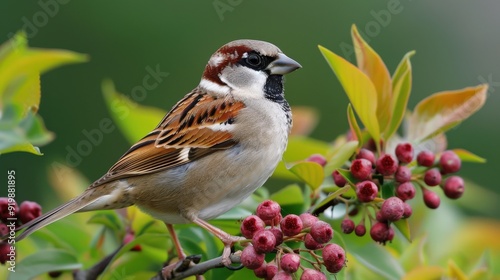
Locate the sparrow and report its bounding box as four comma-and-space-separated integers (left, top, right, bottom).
12, 39, 301, 266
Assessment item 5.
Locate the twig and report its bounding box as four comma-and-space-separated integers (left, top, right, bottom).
150, 254, 242, 280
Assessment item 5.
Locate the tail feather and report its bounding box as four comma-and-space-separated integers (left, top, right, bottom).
13, 195, 100, 241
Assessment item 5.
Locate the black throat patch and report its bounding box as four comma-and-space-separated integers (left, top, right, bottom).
264, 75, 285, 103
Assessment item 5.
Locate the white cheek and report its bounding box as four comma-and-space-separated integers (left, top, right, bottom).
220, 66, 268, 99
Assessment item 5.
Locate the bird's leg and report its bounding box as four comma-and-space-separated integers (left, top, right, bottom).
166, 223, 186, 260
192, 217, 245, 266
163, 223, 202, 279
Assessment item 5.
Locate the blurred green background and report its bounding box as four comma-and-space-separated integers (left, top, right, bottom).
1, 0, 499, 217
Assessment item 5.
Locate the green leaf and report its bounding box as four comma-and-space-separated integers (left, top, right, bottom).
352, 25, 393, 133
337, 168, 357, 185
347, 104, 363, 147
393, 218, 411, 242
452, 148, 486, 163
87, 211, 124, 233
381, 181, 396, 199
351, 243, 405, 280
288, 161, 324, 190
319, 45, 380, 148
324, 140, 358, 176
399, 235, 427, 271
102, 80, 166, 144
270, 184, 305, 213
386, 51, 415, 139
273, 136, 330, 180
313, 185, 352, 214
408, 84, 488, 142
11, 249, 82, 280
0, 105, 53, 155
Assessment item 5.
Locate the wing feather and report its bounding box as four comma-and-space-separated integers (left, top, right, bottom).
90, 88, 245, 188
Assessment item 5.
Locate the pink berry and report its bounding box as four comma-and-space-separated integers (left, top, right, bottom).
0, 197, 18, 222
241, 246, 265, 269
0, 242, 11, 264
376, 154, 398, 176
322, 243, 346, 273
356, 148, 376, 165
370, 222, 391, 244
380, 197, 404, 222
355, 224, 366, 236
395, 166, 412, 183
395, 143, 414, 164
417, 151, 435, 167
350, 158, 373, 180
396, 182, 416, 201
269, 227, 284, 246
263, 212, 282, 227
0, 224, 8, 236
356, 181, 379, 202
281, 253, 300, 273
256, 200, 281, 221
19, 201, 42, 224
299, 213, 318, 229
253, 262, 268, 278
439, 150, 461, 174
280, 214, 303, 236
442, 176, 465, 199
424, 168, 442, 186
273, 271, 293, 280
375, 211, 387, 223
300, 269, 327, 280
332, 170, 347, 187
252, 230, 276, 253
341, 219, 355, 234
304, 233, 324, 250
402, 202, 412, 218
423, 189, 440, 209
387, 227, 395, 242
310, 221, 333, 243
241, 215, 266, 239
307, 154, 327, 167
266, 263, 278, 279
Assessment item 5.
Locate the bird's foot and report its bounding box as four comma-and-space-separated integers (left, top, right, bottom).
162, 254, 202, 280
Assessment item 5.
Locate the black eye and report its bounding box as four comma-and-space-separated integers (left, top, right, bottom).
246, 53, 263, 67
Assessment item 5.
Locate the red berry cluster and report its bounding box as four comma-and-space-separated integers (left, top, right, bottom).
330, 143, 465, 244
240, 200, 346, 279
0, 198, 42, 264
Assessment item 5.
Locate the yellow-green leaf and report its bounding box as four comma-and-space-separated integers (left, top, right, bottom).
102, 80, 166, 144
347, 103, 363, 147
447, 260, 468, 280
408, 84, 488, 142
273, 136, 329, 180
452, 148, 486, 163
324, 140, 358, 176
0, 32, 87, 114
319, 45, 380, 148
403, 266, 444, 280
288, 161, 324, 190
352, 25, 392, 133
393, 218, 411, 242
386, 51, 415, 139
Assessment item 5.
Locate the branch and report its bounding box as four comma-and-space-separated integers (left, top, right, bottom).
151, 254, 243, 280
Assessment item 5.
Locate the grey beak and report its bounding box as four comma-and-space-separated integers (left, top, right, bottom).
267, 53, 302, 75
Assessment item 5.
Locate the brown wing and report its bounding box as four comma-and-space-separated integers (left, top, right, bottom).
90, 88, 245, 188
